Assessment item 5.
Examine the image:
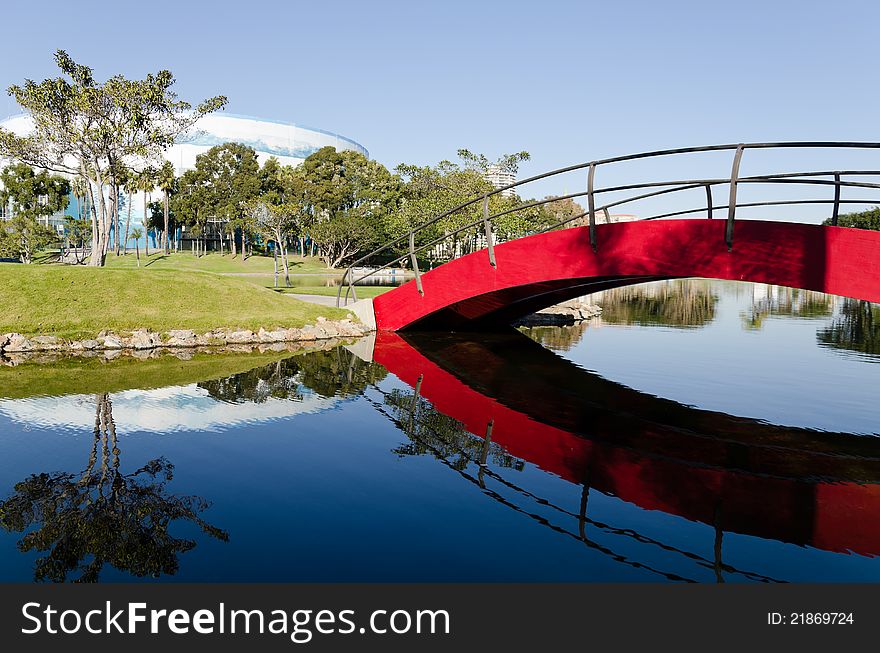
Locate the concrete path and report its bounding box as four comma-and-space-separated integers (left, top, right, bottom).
284, 293, 341, 307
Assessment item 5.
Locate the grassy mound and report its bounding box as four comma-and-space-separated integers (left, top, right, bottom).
0, 264, 350, 340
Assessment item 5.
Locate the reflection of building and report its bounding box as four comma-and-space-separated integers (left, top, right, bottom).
0, 113, 369, 249
484, 164, 516, 197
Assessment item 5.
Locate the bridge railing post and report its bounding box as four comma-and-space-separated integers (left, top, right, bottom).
726, 144, 746, 251
409, 231, 424, 296
588, 162, 598, 251
831, 172, 841, 226
705, 184, 713, 219
482, 194, 497, 267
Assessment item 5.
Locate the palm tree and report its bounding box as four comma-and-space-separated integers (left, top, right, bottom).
157, 161, 176, 255
121, 170, 138, 256
130, 228, 143, 268
137, 167, 155, 257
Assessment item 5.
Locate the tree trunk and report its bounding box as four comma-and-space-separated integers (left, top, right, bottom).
144, 191, 150, 257
163, 190, 170, 254
88, 166, 111, 267
122, 190, 133, 255
281, 240, 291, 287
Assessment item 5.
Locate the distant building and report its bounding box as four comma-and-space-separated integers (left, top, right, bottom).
484, 164, 517, 197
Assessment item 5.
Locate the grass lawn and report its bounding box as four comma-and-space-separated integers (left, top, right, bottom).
103, 251, 336, 275
0, 349, 298, 400
0, 264, 351, 340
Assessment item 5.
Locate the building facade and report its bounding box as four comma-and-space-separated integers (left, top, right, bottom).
484, 164, 517, 198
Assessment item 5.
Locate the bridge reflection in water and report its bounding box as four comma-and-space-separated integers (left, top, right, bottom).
366, 330, 880, 581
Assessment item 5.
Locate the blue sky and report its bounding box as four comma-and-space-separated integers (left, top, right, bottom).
2, 0, 879, 215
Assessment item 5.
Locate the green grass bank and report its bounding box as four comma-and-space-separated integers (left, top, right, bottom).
0, 264, 351, 340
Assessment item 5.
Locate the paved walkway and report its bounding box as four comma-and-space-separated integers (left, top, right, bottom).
284, 293, 341, 307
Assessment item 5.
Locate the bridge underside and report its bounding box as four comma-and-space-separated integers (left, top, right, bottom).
371, 219, 880, 331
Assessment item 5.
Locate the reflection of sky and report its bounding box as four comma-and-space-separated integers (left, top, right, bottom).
0, 385, 341, 435
565, 280, 880, 435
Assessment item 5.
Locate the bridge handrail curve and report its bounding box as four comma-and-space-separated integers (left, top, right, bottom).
337, 142, 880, 306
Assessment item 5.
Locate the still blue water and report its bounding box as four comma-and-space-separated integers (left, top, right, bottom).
0, 279, 878, 582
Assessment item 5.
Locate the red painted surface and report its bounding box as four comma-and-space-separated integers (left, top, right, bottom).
373, 331, 880, 556
373, 220, 880, 330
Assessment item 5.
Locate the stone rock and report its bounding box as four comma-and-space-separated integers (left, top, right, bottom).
0, 334, 9, 351
81, 339, 99, 350
167, 329, 196, 343
257, 327, 287, 343
299, 325, 318, 341
316, 316, 328, 323
284, 328, 302, 341
318, 322, 339, 338
6, 334, 33, 352
130, 330, 160, 350
226, 330, 255, 344
30, 335, 63, 350
101, 335, 123, 350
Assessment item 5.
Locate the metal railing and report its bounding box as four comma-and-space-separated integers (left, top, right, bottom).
337, 142, 880, 306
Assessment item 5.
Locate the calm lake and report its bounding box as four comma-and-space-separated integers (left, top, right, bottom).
1, 279, 878, 582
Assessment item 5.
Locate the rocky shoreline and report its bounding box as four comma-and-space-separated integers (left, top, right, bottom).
0, 335, 360, 367
0, 317, 371, 357
513, 299, 602, 327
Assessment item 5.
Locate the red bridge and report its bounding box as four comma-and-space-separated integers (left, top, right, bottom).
372, 219, 880, 330
338, 142, 880, 331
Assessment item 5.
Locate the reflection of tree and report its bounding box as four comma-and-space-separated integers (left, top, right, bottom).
596, 280, 718, 328
384, 387, 523, 473
519, 323, 590, 352
817, 299, 880, 358
0, 394, 227, 582
199, 348, 388, 402
741, 287, 833, 330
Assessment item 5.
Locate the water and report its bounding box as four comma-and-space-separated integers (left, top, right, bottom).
0, 279, 878, 583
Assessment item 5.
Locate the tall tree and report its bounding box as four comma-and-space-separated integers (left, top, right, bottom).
156, 161, 176, 255
298, 146, 400, 268
188, 142, 261, 259
0, 50, 226, 266
137, 167, 156, 256
0, 163, 69, 263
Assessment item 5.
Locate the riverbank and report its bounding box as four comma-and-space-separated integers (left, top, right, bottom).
0, 315, 370, 358
0, 264, 361, 349
0, 336, 360, 398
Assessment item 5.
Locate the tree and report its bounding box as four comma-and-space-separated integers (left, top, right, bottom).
298, 147, 401, 268
385, 149, 551, 263
0, 163, 69, 263
119, 167, 138, 255
157, 161, 176, 254
137, 167, 156, 256
0, 50, 226, 266
823, 207, 880, 231
63, 214, 91, 264
172, 167, 211, 257
182, 142, 261, 259
130, 227, 143, 267
456, 149, 531, 176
